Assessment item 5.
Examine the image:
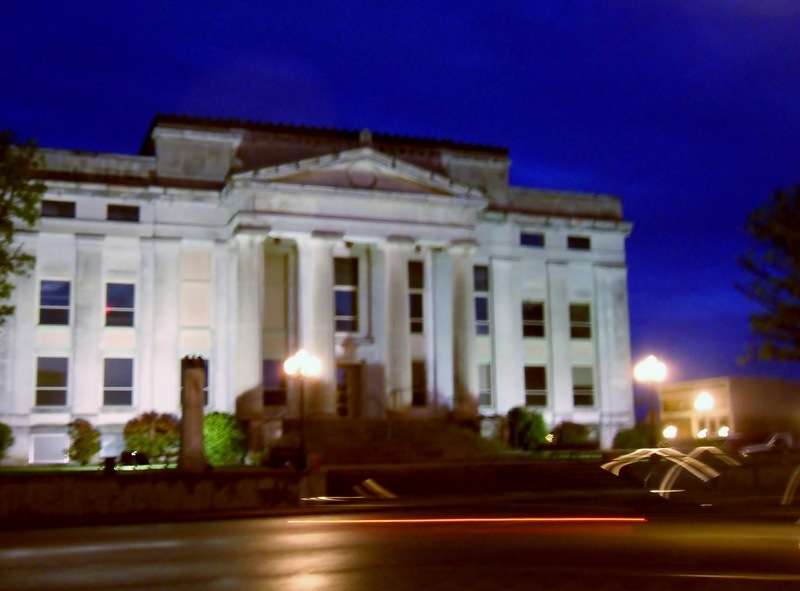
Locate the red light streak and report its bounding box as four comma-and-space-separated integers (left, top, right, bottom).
288, 516, 647, 525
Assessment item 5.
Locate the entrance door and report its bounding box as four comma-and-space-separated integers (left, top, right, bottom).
336, 364, 362, 418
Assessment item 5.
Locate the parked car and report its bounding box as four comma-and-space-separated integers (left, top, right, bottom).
738, 432, 796, 457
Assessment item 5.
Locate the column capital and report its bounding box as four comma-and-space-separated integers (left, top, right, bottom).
448, 238, 478, 253
386, 234, 416, 245
311, 230, 345, 241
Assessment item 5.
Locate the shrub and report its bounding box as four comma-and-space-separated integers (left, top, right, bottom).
550, 421, 593, 448
613, 422, 658, 449
0, 422, 14, 461
123, 412, 181, 463
67, 418, 101, 465
203, 412, 247, 466
506, 407, 549, 451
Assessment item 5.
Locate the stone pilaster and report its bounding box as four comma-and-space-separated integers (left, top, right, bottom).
72, 234, 104, 414
450, 240, 479, 418
234, 234, 264, 399
383, 236, 414, 412
152, 238, 181, 413
427, 248, 454, 411
490, 255, 523, 415
546, 261, 571, 421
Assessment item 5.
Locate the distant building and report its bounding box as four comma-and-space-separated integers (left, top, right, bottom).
0, 115, 635, 463
658, 376, 800, 440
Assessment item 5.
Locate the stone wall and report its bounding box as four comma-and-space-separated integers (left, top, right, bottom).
0, 469, 301, 528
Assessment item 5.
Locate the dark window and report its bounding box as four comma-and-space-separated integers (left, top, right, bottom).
474, 265, 490, 335
573, 367, 595, 407
104, 358, 133, 406
524, 366, 548, 407
107, 204, 140, 222
41, 200, 75, 218
180, 357, 209, 406
567, 236, 591, 251
105, 283, 135, 326
39, 280, 70, 325
409, 261, 424, 334
36, 357, 68, 406
334, 257, 359, 332
478, 364, 492, 406
522, 301, 545, 338
411, 361, 427, 407
520, 232, 545, 247
262, 359, 287, 406
569, 304, 592, 339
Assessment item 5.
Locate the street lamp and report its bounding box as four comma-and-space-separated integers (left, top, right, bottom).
694, 390, 714, 439
283, 349, 321, 458
633, 355, 667, 447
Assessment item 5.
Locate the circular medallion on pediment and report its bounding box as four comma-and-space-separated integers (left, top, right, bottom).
346, 161, 379, 189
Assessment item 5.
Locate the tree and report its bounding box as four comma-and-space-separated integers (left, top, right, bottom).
0, 132, 45, 324
738, 186, 800, 362
0, 422, 13, 461
506, 407, 549, 451
123, 412, 181, 463
67, 418, 101, 465
203, 412, 247, 466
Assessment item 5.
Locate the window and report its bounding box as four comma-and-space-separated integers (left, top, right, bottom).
522, 301, 545, 338
334, 257, 359, 332
520, 232, 544, 247
569, 304, 592, 339
567, 235, 591, 251
180, 357, 209, 406
36, 357, 68, 406
105, 283, 135, 326
39, 280, 70, 325
474, 265, 490, 335
411, 360, 427, 406
524, 366, 548, 407
262, 359, 286, 406
573, 367, 595, 407
107, 204, 140, 222
103, 358, 133, 406
478, 364, 492, 406
408, 261, 424, 334
41, 200, 75, 218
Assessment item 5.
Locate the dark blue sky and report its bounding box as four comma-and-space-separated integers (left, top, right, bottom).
3, 1, 800, 385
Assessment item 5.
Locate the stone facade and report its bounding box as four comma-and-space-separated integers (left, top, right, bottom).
0, 116, 634, 462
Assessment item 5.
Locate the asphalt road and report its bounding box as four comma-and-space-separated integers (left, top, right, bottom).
2, 498, 799, 591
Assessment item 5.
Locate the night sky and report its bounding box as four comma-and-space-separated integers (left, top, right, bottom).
3, 1, 800, 389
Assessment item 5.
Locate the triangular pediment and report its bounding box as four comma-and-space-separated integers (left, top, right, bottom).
232, 147, 481, 197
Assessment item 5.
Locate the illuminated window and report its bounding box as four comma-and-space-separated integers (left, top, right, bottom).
522, 301, 545, 338
334, 257, 359, 332
474, 265, 490, 335
524, 366, 548, 407
411, 360, 427, 406
262, 359, 286, 406
569, 304, 592, 339
520, 232, 544, 247
39, 280, 70, 325
36, 357, 68, 406
103, 358, 133, 406
478, 364, 492, 406
105, 283, 135, 326
41, 200, 75, 218
567, 235, 591, 250
107, 204, 139, 222
408, 261, 424, 334
573, 367, 595, 407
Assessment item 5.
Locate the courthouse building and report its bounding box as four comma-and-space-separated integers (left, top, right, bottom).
0, 115, 634, 463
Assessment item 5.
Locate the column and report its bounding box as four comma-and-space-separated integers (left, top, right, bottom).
490, 255, 523, 415
234, 233, 264, 400
383, 236, 413, 411
72, 234, 104, 415
296, 231, 339, 416
212, 240, 231, 410
427, 248, 453, 411
547, 261, 572, 422
151, 238, 181, 413
450, 240, 478, 418
594, 264, 634, 448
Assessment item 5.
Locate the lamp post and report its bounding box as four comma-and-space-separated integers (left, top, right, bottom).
694, 390, 714, 439
283, 349, 321, 458
633, 355, 667, 447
